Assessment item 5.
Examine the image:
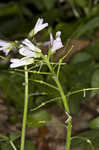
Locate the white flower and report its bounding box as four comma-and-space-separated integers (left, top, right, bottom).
10, 39, 41, 68
34, 18, 48, 35
10, 57, 34, 68
50, 31, 63, 52
19, 39, 41, 58
0, 40, 14, 56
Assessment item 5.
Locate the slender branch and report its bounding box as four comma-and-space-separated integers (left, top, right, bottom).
67, 87, 99, 97
30, 96, 60, 111
15, 69, 52, 75
57, 45, 73, 79
10, 141, 17, 150
30, 79, 59, 91
0, 55, 7, 60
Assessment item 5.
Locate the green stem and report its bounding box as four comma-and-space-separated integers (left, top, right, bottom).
55, 78, 72, 150
10, 141, 17, 150
65, 116, 72, 150
45, 57, 72, 150
55, 78, 69, 113
20, 65, 28, 150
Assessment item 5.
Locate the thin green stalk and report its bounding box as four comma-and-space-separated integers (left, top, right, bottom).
65, 116, 72, 150
54, 78, 72, 150
55, 78, 69, 113
31, 96, 60, 111
0, 55, 7, 60
10, 141, 17, 150
45, 57, 72, 150
30, 79, 59, 91
67, 87, 99, 97
20, 65, 28, 150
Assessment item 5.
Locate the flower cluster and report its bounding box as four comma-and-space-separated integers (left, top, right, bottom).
10, 38, 42, 68
0, 18, 63, 68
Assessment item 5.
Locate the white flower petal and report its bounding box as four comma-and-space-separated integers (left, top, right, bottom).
22, 38, 35, 51
10, 58, 21, 63
43, 41, 51, 47
0, 40, 10, 47
34, 18, 48, 35
19, 38, 41, 58
10, 57, 34, 68
19, 47, 35, 57
50, 33, 54, 46
56, 31, 61, 37
35, 18, 43, 29
50, 31, 63, 52
0, 40, 15, 55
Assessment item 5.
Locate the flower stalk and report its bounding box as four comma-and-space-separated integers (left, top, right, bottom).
45, 57, 72, 150
54, 77, 72, 150
20, 65, 28, 150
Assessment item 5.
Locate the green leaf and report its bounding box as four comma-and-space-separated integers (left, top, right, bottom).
70, 52, 92, 64
27, 110, 51, 128
0, 71, 25, 110
75, 17, 99, 38
89, 117, 99, 129
71, 129, 99, 148
83, 43, 99, 61
55, 21, 81, 40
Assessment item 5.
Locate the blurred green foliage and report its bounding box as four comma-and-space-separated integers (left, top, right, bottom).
1, 0, 99, 149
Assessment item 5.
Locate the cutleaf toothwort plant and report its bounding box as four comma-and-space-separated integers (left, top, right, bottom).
1, 17, 98, 150
0, 17, 72, 150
